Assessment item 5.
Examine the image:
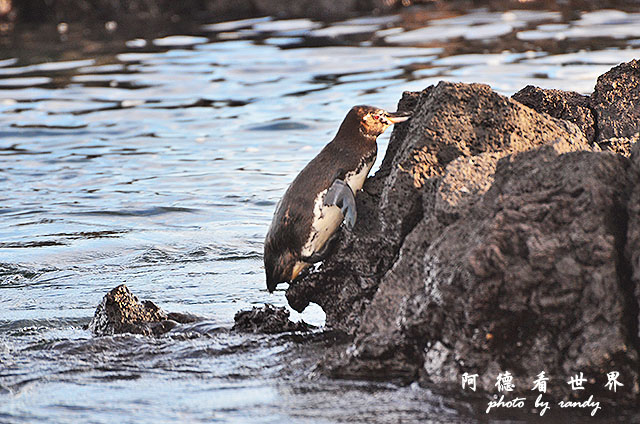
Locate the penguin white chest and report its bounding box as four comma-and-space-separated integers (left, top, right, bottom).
344, 156, 375, 193
300, 156, 376, 259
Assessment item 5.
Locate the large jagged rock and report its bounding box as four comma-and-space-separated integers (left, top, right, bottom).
591, 59, 640, 142
287, 81, 590, 333
288, 60, 640, 406
626, 141, 640, 351
512, 85, 596, 142
338, 145, 638, 404
511, 82, 639, 157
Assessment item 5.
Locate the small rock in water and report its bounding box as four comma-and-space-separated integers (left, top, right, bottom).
88, 284, 196, 336
232, 304, 313, 334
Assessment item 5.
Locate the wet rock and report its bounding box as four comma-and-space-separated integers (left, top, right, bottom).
288, 60, 640, 406
512, 85, 596, 142
232, 304, 313, 334
591, 59, 640, 141
88, 284, 196, 336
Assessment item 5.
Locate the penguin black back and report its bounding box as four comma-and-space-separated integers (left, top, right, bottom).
264, 105, 411, 292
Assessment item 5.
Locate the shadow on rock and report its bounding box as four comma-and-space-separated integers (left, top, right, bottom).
87, 284, 201, 336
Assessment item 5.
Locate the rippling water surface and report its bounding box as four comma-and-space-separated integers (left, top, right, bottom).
1, 8, 640, 423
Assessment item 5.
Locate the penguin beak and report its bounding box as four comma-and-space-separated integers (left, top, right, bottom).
384, 110, 412, 124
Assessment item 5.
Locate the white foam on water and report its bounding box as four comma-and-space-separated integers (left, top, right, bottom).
264, 37, 305, 46
126, 38, 148, 48
201, 16, 272, 32
385, 25, 467, 43
0, 76, 51, 86
340, 15, 400, 26
252, 18, 321, 32
77, 64, 126, 74
0, 59, 96, 75
518, 11, 640, 40
577, 9, 631, 25
434, 51, 535, 66
153, 35, 210, 47
311, 24, 381, 37
464, 22, 514, 40
525, 48, 640, 64
287, 302, 326, 327
0, 58, 18, 68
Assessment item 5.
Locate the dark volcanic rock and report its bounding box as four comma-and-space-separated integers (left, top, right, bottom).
627, 141, 640, 349
512, 85, 596, 142
591, 59, 640, 141
349, 146, 637, 403
89, 286, 310, 336
287, 81, 590, 333
232, 304, 313, 333
287, 60, 640, 406
88, 284, 198, 336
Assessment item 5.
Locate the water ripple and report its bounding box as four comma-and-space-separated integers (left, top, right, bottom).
72, 206, 199, 217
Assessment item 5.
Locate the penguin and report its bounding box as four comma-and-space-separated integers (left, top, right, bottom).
264, 105, 411, 292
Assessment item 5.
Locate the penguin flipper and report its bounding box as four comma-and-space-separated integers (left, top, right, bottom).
323, 179, 356, 230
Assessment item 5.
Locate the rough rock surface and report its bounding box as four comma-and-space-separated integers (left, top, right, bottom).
88, 284, 198, 336
89, 286, 310, 336
287, 81, 590, 333
232, 304, 314, 333
512, 85, 596, 142
597, 133, 639, 157
627, 141, 640, 353
591, 59, 640, 141
342, 146, 637, 404
287, 60, 640, 405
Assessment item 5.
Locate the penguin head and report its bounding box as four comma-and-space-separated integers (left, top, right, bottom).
345, 105, 412, 138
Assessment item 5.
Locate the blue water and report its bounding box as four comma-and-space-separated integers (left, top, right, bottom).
1, 8, 640, 423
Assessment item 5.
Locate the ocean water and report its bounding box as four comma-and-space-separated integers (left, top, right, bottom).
1, 8, 639, 423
